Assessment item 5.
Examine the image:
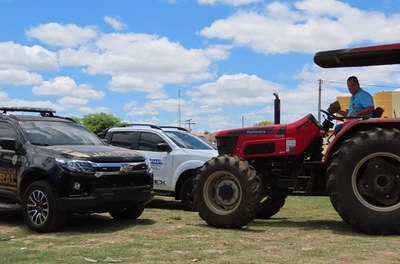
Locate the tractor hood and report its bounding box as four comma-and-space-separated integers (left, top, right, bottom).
215, 114, 323, 158
216, 124, 286, 137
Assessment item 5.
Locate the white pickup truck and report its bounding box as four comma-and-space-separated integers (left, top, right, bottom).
102, 125, 218, 210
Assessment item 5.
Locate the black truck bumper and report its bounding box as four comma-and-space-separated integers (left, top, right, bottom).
58, 185, 154, 212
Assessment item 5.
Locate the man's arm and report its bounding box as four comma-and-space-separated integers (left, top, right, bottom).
349, 106, 374, 116
336, 109, 348, 117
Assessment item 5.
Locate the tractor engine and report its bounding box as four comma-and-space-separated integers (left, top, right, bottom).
214, 114, 326, 195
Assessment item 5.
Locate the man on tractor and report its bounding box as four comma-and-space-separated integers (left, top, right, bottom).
328, 75, 374, 133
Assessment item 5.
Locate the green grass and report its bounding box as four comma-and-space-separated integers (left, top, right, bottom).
0, 196, 399, 264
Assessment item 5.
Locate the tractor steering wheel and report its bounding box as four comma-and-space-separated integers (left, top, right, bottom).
320, 109, 344, 121
320, 109, 369, 121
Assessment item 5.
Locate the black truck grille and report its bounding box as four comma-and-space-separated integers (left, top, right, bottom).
95, 173, 151, 188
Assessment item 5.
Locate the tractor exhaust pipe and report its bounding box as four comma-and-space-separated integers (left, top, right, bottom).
273, 93, 280, 124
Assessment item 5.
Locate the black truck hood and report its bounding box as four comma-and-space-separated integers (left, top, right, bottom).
38, 145, 146, 163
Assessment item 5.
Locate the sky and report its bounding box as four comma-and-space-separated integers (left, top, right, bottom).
0, 0, 400, 132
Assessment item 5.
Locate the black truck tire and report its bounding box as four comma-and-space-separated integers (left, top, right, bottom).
256, 194, 287, 219
194, 154, 261, 228
109, 204, 145, 220
22, 180, 65, 233
180, 176, 197, 211
327, 127, 400, 235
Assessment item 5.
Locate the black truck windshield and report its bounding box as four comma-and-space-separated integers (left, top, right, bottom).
20, 120, 104, 146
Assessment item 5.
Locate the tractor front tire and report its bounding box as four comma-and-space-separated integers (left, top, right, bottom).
194, 155, 261, 228
327, 127, 400, 235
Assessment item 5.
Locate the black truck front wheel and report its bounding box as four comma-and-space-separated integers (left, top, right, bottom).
327, 127, 400, 235
22, 180, 65, 233
194, 155, 261, 228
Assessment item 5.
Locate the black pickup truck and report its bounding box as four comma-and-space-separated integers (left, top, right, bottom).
0, 107, 154, 232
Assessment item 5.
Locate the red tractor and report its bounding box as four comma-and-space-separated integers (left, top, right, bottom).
194, 43, 400, 235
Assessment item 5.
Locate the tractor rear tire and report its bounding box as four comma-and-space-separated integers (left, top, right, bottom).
194, 155, 261, 228
256, 194, 287, 219
327, 127, 400, 235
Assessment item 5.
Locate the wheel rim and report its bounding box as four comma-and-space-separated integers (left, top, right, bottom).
27, 190, 49, 226
352, 152, 400, 212
203, 170, 242, 215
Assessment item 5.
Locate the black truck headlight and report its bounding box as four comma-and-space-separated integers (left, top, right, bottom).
56, 158, 94, 173
145, 158, 153, 174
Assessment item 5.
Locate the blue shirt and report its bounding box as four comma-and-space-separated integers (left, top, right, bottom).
347, 88, 374, 116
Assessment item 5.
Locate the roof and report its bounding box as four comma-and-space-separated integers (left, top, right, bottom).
112, 124, 189, 132
314, 43, 400, 68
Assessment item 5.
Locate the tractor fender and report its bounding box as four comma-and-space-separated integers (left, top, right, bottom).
324, 117, 400, 164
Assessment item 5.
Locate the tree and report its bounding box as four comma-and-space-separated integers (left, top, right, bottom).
69, 116, 81, 124
81, 113, 123, 134
253, 120, 273, 126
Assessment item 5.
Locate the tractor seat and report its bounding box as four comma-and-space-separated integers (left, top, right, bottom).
372, 107, 384, 118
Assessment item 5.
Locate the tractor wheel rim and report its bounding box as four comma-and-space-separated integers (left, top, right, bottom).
352, 152, 400, 212
203, 171, 242, 215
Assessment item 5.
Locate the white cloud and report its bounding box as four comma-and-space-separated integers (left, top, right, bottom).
198, 0, 260, 6
94, 33, 213, 81
124, 98, 185, 117
76, 106, 110, 114
59, 32, 219, 97
104, 15, 127, 31
0, 69, 42, 85
108, 75, 167, 99
0, 42, 58, 71
123, 97, 221, 128
58, 96, 88, 106
203, 44, 231, 60
32, 76, 104, 99
0, 98, 56, 109
0, 91, 7, 100
124, 101, 159, 116
200, 0, 400, 54
26, 23, 98, 47
189, 73, 283, 106
149, 98, 183, 113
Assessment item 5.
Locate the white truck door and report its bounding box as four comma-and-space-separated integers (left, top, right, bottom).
138, 132, 174, 191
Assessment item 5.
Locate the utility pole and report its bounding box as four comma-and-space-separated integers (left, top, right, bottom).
185, 119, 195, 131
